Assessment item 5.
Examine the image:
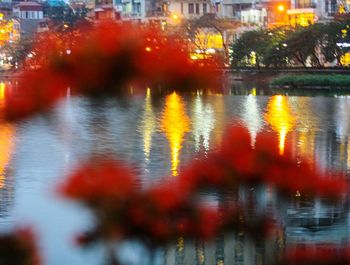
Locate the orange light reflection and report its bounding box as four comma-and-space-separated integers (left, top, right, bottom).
0, 82, 15, 188
160, 92, 190, 176
0, 125, 14, 188
265, 95, 296, 155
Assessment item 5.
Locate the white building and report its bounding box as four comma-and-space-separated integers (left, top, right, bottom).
12, 2, 46, 37
167, 0, 213, 20
119, 0, 148, 20
13, 2, 44, 20
241, 7, 267, 26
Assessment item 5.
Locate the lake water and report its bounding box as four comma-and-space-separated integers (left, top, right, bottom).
0, 79, 350, 265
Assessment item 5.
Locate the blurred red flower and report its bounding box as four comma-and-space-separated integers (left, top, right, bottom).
58, 158, 138, 207
4, 22, 219, 122
0, 228, 41, 265
282, 244, 350, 265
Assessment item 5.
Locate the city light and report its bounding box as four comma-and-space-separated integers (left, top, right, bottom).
277, 4, 285, 12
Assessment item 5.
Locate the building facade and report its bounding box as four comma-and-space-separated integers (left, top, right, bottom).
12, 2, 46, 38
167, 0, 212, 20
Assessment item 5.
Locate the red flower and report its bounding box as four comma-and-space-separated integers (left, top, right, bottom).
4, 70, 68, 121
283, 244, 350, 265
195, 207, 221, 240
219, 125, 252, 159
0, 227, 41, 265
58, 158, 137, 206
179, 157, 230, 191
147, 182, 189, 212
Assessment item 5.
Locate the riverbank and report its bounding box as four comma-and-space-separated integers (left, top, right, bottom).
270, 74, 350, 89
0, 70, 21, 78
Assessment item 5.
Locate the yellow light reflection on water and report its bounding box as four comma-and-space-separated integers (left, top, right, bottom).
0, 82, 15, 188
140, 88, 157, 163
265, 95, 296, 155
0, 125, 14, 188
160, 92, 190, 176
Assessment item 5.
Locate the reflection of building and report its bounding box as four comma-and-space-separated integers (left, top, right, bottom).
12, 2, 46, 38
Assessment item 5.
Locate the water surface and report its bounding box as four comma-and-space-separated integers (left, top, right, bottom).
0, 80, 350, 264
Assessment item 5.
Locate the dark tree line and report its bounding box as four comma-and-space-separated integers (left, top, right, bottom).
231, 20, 350, 68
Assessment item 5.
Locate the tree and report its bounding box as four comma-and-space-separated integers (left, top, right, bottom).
44, 2, 90, 31
262, 26, 291, 68
231, 29, 270, 68
0, 37, 34, 69
319, 20, 350, 66
283, 25, 325, 68
181, 14, 241, 65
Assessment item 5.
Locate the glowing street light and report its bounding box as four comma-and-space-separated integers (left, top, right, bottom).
277, 4, 285, 12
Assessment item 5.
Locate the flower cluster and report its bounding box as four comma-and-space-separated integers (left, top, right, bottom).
0, 228, 40, 265
281, 244, 350, 265
3, 22, 219, 121
58, 126, 347, 256
59, 161, 223, 246
179, 125, 347, 199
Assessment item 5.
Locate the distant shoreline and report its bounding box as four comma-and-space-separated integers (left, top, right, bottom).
226, 68, 350, 74
0, 71, 22, 78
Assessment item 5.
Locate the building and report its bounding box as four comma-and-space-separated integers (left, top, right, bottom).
12, 1, 46, 38
241, 7, 267, 26
167, 0, 213, 20
287, 0, 340, 26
